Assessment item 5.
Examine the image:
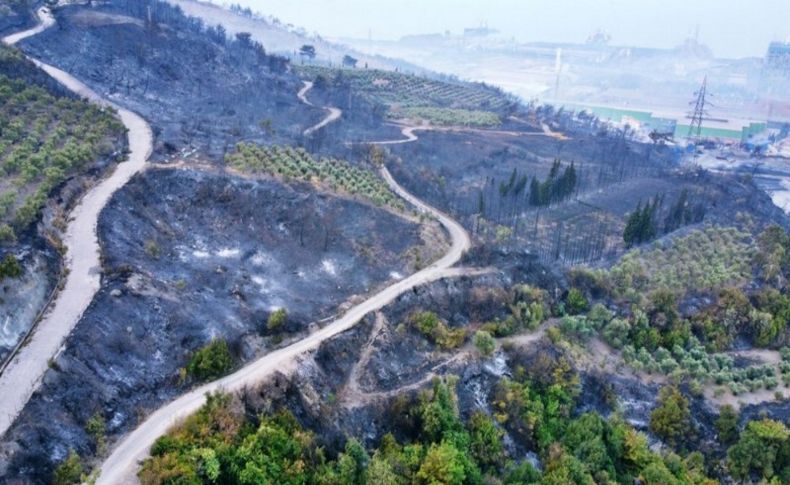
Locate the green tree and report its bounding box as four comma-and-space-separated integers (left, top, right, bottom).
0, 253, 22, 280
565, 288, 589, 315
52, 449, 83, 485
715, 404, 739, 445
417, 441, 467, 485
503, 461, 541, 484
473, 331, 495, 357
86, 411, 107, 454
727, 419, 789, 481
649, 386, 691, 448
0, 224, 15, 245
420, 378, 463, 443
337, 438, 369, 485
602, 318, 631, 348
267, 308, 288, 332
586, 303, 613, 329
468, 412, 504, 471
542, 444, 595, 485
186, 339, 233, 381
366, 453, 400, 484
639, 461, 679, 485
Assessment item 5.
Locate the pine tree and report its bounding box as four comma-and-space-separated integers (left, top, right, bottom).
623, 201, 642, 247
529, 177, 541, 206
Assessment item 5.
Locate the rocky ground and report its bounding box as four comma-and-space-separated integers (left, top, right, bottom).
0, 167, 439, 479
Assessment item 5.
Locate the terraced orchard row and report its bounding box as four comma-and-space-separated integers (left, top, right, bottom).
302, 66, 513, 112
608, 226, 754, 297
389, 106, 501, 127
226, 143, 404, 211
0, 47, 126, 243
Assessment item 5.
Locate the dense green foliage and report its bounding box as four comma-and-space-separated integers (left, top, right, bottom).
726, 419, 789, 482
755, 224, 790, 286
649, 386, 692, 448
410, 311, 467, 350
185, 340, 234, 382
391, 107, 500, 127
714, 405, 738, 445
0, 49, 125, 240
141, 362, 715, 485
227, 143, 403, 210
473, 330, 495, 356
610, 226, 753, 296
480, 284, 548, 337
568, 226, 790, 351
565, 288, 589, 315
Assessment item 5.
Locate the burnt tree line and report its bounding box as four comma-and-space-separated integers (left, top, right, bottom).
623, 189, 706, 247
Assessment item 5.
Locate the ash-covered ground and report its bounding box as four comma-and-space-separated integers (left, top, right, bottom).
0, 167, 437, 480
18, 2, 319, 159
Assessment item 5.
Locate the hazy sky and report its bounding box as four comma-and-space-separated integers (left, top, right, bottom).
225, 0, 789, 58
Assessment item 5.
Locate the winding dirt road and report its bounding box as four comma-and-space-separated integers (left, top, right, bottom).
365, 120, 565, 146
96, 73, 473, 484
368, 125, 422, 145
298, 81, 342, 136
0, 8, 153, 437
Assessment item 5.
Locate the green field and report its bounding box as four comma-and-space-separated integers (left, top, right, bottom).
226, 143, 404, 210
300, 66, 512, 112
389, 106, 501, 126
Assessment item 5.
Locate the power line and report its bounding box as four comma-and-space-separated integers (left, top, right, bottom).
687, 75, 713, 141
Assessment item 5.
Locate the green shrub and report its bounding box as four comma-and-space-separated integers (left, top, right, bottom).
410, 311, 466, 350
0, 224, 15, 245
560, 315, 596, 341
473, 330, 496, 357
727, 419, 789, 481
144, 239, 160, 259
565, 288, 588, 315
267, 308, 287, 332
586, 303, 612, 329
0, 253, 22, 280
186, 339, 234, 382
86, 412, 107, 453
602, 318, 630, 348
52, 449, 83, 485
715, 405, 739, 445
649, 386, 692, 447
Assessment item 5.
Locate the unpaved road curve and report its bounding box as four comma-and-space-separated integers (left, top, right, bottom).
368, 125, 421, 145
298, 81, 342, 136
366, 121, 565, 146
0, 8, 153, 437
96, 90, 472, 484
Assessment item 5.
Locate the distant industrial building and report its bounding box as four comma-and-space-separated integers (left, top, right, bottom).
765, 42, 790, 74
463, 26, 498, 37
